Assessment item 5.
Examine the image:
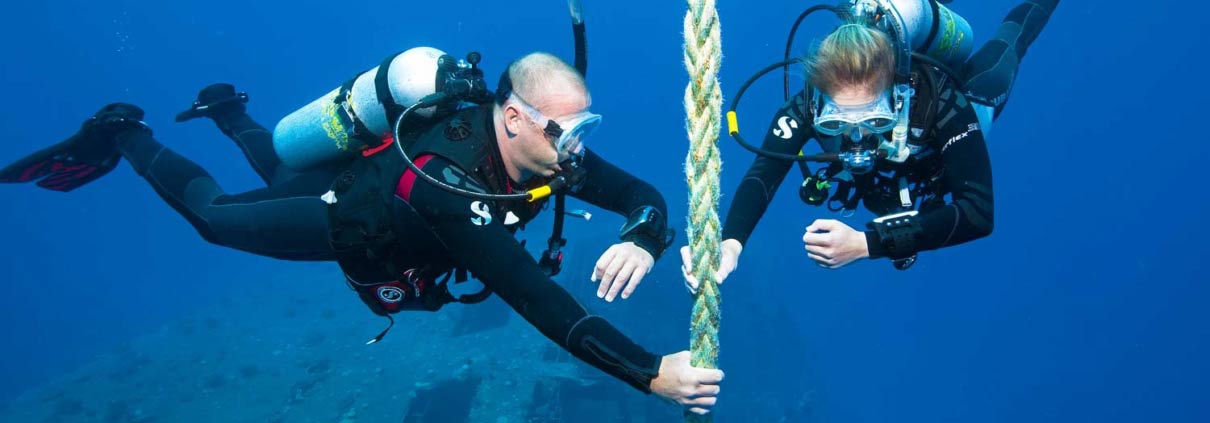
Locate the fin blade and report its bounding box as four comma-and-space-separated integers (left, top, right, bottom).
0, 158, 54, 183
1, 139, 119, 192
33, 160, 118, 192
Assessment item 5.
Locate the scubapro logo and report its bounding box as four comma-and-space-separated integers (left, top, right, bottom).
377, 286, 406, 304
470, 201, 493, 226
772, 116, 799, 140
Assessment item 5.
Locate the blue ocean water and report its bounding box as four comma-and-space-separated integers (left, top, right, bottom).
0, 0, 1206, 421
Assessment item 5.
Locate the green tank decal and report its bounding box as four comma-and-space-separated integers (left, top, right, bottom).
321, 100, 351, 152
935, 8, 955, 58
930, 7, 966, 63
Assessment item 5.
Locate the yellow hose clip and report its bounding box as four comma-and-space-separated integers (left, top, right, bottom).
527, 185, 554, 202
726, 111, 739, 135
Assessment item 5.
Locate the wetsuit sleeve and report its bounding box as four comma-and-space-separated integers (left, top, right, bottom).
721, 92, 813, 245
571, 149, 670, 258
865, 89, 995, 258
405, 157, 662, 392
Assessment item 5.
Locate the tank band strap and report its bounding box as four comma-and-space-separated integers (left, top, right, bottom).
375, 51, 406, 127
335, 78, 378, 143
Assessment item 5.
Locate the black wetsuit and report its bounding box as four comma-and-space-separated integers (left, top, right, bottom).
113, 105, 669, 393
723, 0, 1056, 260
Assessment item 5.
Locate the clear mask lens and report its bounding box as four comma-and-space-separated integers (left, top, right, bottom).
556, 113, 602, 155
511, 95, 601, 156
813, 91, 897, 136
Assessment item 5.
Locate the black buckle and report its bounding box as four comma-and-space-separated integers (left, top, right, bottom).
538, 236, 567, 276
543, 120, 564, 141
892, 255, 917, 270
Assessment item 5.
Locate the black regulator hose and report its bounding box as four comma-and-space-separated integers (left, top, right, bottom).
910, 52, 966, 90
570, 0, 588, 77
391, 99, 570, 203
783, 4, 847, 101
729, 58, 842, 163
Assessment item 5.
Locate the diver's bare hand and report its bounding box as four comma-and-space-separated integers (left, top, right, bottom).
591, 242, 654, 302
680, 239, 743, 295
650, 351, 724, 415
803, 219, 869, 269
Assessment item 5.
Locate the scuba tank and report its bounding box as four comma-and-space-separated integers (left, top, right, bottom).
853, 0, 973, 162
858, 0, 973, 69
780, 1, 973, 102
272, 47, 451, 171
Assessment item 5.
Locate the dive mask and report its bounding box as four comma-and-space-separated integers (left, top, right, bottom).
511, 94, 602, 156
813, 90, 897, 140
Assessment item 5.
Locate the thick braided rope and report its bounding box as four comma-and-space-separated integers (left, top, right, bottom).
683, 1, 722, 420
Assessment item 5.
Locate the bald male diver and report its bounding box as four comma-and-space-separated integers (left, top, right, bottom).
1, 51, 725, 415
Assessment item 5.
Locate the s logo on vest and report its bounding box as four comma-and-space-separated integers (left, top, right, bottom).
470, 201, 493, 226
377, 286, 406, 304
773, 116, 799, 140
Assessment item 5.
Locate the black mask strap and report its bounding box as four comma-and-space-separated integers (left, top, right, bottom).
543, 120, 564, 140
495, 68, 514, 105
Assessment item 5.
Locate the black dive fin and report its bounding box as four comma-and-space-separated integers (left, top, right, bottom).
0, 135, 122, 192
175, 84, 248, 123
0, 103, 143, 192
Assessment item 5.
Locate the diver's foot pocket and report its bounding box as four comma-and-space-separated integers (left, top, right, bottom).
175, 83, 248, 123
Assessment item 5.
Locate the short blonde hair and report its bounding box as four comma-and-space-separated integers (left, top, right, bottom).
805, 23, 896, 96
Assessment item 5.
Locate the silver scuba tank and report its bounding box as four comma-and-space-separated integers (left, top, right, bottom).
857, 0, 974, 69
272, 47, 446, 171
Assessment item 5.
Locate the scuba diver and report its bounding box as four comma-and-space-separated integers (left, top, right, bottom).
682, 0, 1059, 289
1, 49, 723, 414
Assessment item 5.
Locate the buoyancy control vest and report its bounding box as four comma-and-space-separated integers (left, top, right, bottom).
325, 105, 549, 316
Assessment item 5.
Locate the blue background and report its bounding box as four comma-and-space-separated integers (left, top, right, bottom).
1, 0, 1206, 421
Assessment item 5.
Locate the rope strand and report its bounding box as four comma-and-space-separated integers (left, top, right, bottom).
682, 1, 723, 421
